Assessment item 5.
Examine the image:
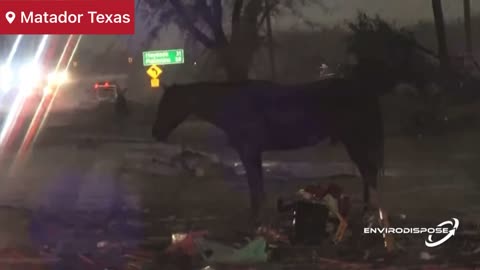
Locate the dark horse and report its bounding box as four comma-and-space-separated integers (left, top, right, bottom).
152, 77, 391, 220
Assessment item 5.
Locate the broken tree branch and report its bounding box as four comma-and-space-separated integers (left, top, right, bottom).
169, 0, 216, 48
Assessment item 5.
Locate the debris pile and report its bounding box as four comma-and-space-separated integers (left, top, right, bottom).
277, 183, 352, 245
0, 182, 478, 269
166, 231, 269, 265
122, 143, 223, 177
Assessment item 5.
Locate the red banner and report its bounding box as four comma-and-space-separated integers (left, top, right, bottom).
0, 0, 135, 34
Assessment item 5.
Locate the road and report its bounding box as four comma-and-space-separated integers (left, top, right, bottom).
2, 86, 480, 220
0, 86, 478, 267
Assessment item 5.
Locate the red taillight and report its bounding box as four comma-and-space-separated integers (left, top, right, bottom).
104, 82, 109, 87
94, 83, 98, 89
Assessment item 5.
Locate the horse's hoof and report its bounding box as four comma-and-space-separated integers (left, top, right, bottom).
252, 218, 262, 229
247, 215, 261, 231
249, 210, 269, 229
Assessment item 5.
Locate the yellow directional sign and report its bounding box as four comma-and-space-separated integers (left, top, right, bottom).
147, 65, 162, 79
151, 78, 160, 88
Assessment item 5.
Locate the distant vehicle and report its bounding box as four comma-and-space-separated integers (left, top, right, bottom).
93, 81, 119, 103
91, 80, 130, 117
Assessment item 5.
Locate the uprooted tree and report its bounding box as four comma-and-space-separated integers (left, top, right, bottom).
346, 12, 480, 91
137, 0, 324, 81
431, 0, 449, 71
346, 13, 480, 135
345, 13, 441, 87
345, 13, 448, 134
346, 14, 420, 71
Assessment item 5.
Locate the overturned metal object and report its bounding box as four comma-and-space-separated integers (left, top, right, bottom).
379, 208, 395, 252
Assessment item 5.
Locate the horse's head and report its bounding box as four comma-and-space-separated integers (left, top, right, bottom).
152, 83, 194, 142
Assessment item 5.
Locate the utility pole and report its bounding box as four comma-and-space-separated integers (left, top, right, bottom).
464, 0, 472, 55
265, 0, 276, 80
432, 0, 449, 71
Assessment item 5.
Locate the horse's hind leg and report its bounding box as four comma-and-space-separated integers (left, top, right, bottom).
343, 142, 380, 212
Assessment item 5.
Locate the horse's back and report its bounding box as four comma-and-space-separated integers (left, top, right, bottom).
187, 79, 381, 151
238, 79, 366, 109
243, 78, 363, 97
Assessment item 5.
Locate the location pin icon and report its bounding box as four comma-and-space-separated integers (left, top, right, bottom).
5, 11, 15, 24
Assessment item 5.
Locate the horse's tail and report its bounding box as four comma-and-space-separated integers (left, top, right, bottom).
373, 96, 385, 177
357, 93, 385, 178
378, 118, 385, 177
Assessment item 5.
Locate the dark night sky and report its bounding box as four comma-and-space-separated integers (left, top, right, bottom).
300, 0, 480, 26
79, 1, 480, 52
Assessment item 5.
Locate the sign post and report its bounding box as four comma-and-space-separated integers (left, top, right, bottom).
150, 78, 160, 87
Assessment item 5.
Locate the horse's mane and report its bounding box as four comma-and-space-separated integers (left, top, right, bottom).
171, 80, 263, 88
167, 80, 276, 94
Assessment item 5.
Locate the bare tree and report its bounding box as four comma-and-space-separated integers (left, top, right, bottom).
431, 0, 449, 70
138, 0, 323, 81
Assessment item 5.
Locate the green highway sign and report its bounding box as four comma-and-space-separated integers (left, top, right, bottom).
142, 49, 184, 66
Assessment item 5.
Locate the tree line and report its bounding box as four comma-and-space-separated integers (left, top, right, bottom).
136, 0, 476, 82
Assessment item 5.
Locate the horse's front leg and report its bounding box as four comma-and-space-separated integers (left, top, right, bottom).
236, 144, 265, 225
344, 142, 394, 251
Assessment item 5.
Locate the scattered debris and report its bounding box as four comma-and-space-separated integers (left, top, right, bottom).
317, 257, 372, 269
419, 251, 435, 261
378, 208, 396, 253
0, 191, 477, 269
195, 237, 268, 264
163, 231, 269, 266
278, 183, 352, 244
123, 144, 223, 177
256, 226, 290, 245
170, 146, 221, 177
232, 161, 359, 179
97, 241, 109, 248
166, 230, 209, 256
